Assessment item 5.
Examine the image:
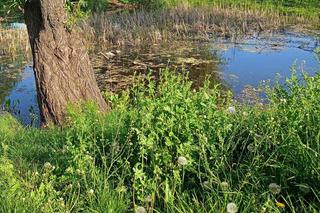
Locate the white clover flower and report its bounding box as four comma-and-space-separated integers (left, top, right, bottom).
43, 162, 52, 170
116, 185, 127, 193
269, 183, 281, 194
227, 202, 238, 213
280, 98, 287, 103
88, 189, 94, 195
144, 195, 152, 203
247, 143, 255, 152
227, 106, 236, 114
136, 206, 147, 213
242, 111, 248, 116
177, 156, 188, 166
220, 181, 229, 190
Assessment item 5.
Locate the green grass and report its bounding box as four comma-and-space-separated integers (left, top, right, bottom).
123, 0, 319, 20
0, 69, 320, 212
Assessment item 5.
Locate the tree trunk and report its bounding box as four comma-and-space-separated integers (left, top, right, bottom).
24, 0, 108, 126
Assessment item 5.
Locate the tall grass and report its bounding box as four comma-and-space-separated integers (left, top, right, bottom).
83, 4, 306, 50
126, 0, 320, 19
0, 26, 30, 60
0, 68, 319, 212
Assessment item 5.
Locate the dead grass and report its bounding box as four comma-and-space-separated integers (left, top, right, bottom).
80, 4, 316, 50
0, 27, 31, 60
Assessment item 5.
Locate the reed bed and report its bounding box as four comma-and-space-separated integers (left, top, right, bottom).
0, 27, 31, 60
81, 4, 316, 50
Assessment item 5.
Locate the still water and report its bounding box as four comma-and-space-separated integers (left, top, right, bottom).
0, 33, 319, 126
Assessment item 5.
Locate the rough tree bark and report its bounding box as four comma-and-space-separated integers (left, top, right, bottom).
24, 0, 108, 126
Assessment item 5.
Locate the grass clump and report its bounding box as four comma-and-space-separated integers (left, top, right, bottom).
0, 69, 319, 212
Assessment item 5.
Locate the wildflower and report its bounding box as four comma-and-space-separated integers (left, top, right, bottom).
276, 201, 285, 208
43, 162, 52, 170
144, 195, 152, 203
247, 143, 255, 152
177, 156, 188, 166
227, 202, 238, 213
116, 185, 127, 193
220, 181, 229, 190
242, 111, 248, 116
227, 106, 236, 114
88, 189, 94, 195
136, 206, 147, 213
280, 98, 287, 103
269, 183, 281, 194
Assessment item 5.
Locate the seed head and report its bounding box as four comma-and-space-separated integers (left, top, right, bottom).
177, 156, 188, 166
220, 181, 229, 190
136, 206, 146, 213
247, 143, 255, 152
227, 106, 236, 114
227, 202, 238, 213
88, 189, 94, 195
269, 183, 281, 194
43, 162, 52, 170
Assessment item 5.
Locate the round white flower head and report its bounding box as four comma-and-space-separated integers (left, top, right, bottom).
177, 156, 188, 166
220, 181, 229, 190
227, 106, 236, 114
227, 202, 238, 213
136, 206, 146, 213
269, 183, 281, 194
43, 162, 52, 170
88, 189, 94, 195
247, 143, 255, 152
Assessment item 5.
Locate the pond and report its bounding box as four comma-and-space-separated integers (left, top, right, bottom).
0, 32, 319, 126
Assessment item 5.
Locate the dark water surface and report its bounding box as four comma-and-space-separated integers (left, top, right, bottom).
0, 33, 319, 126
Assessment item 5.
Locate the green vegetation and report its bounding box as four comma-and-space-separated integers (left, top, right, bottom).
0, 69, 319, 212
123, 0, 319, 17
1, 0, 319, 20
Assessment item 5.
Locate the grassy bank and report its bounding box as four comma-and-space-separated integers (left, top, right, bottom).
0, 69, 319, 212
125, 0, 320, 19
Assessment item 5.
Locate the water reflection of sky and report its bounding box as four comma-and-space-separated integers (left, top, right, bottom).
215, 34, 320, 94
4, 65, 40, 126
